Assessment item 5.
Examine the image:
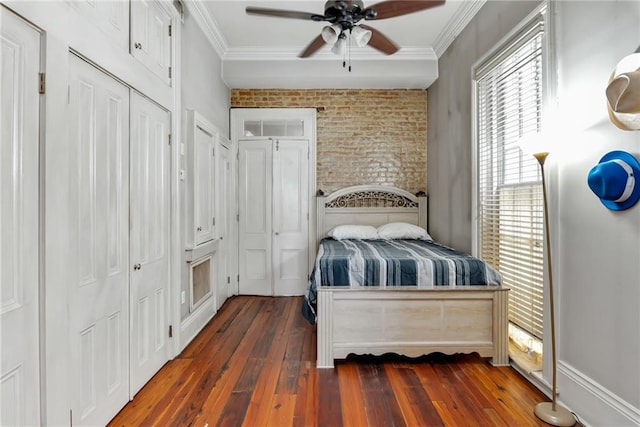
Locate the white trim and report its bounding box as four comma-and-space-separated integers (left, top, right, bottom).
223, 46, 437, 61
433, 0, 486, 57
184, 0, 228, 57
169, 0, 183, 360
558, 361, 640, 426
179, 295, 216, 352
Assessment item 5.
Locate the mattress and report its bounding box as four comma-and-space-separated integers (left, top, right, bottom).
302, 238, 503, 323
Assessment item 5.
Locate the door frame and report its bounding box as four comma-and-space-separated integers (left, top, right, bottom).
230, 108, 317, 295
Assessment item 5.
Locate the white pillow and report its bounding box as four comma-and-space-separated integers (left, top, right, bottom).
328, 225, 379, 240
377, 222, 432, 241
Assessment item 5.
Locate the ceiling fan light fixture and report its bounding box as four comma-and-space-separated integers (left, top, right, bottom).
321, 24, 342, 44
351, 25, 372, 47
331, 34, 347, 55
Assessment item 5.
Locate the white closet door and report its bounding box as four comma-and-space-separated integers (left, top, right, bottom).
216, 140, 232, 308
68, 54, 130, 426
0, 8, 41, 426
273, 140, 309, 296
130, 0, 171, 84
129, 92, 170, 396
194, 123, 215, 245
238, 140, 273, 295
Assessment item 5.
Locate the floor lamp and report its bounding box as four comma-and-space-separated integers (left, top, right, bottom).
532, 151, 575, 426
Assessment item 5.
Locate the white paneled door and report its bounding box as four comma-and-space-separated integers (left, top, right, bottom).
239, 139, 309, 296
130, 0, 172, 84
68, 59, 170, 424
272, 140, 309, 295
68, 54, 130, 426
239, 140, 273, 296
216, 140, 232, 308
129, 92, 170, 397
0, 7, 41, 426
194, 120, 215, 246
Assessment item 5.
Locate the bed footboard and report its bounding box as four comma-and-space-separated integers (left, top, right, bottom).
316, 286, 509, 368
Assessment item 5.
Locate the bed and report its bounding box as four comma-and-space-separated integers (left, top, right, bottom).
305, 185, 509, 368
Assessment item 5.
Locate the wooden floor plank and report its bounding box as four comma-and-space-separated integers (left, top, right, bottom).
108, 296, 552, 427
337, 363, 369, 427
357, 361, 406, 427
317, 368, 343, 426
384, 364, 444, 427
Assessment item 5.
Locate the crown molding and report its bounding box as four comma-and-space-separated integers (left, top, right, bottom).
433, 0, 486, 57
184, 0, 228, 57
223, 46, 438, 61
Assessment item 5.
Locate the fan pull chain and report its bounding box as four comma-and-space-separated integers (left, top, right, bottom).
342, 35, 347, 69
348, 33, 352, 72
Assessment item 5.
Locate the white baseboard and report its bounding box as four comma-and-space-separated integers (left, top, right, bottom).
179, 298, 216, 352
558, 361, 640, 427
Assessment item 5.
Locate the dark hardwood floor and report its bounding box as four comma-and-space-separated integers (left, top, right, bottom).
108, 295, 555, 426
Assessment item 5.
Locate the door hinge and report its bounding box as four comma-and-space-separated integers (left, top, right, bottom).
168, 66, 172, 79
237, 274, 240, 282
227, 276, 231, 284
169, 325, 173, 338
169, 24, 172, 37
236, 213, 239, 222
168, 134, 172, 146
212, 147, 215, 157
39, 72, 46, 94
236, 151, 239, 160
212, 217, 215, 226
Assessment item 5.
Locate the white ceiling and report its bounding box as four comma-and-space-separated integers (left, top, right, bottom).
186, 0, 485, 89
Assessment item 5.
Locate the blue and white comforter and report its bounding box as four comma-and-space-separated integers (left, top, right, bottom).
302, 238, 502, 323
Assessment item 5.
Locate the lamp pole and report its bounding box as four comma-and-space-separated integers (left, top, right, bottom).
532, 152, 575, 426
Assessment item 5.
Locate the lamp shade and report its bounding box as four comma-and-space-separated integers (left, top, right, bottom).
331, 35, 346, 55
351, 26, 372, 47
321, 24, 341, 44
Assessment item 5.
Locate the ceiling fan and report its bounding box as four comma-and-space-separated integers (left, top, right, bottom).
245, 0, 445, 58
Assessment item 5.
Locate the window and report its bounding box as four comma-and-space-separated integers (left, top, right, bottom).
473, 8, 547, 361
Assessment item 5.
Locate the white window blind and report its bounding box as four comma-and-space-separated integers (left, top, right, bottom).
475, 18, 545, 340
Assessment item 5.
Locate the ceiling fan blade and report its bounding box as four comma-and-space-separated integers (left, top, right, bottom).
246, 7, 323, 21
363, 0, 445, 20
360, 25, 399, 55
299, 34, 326, 58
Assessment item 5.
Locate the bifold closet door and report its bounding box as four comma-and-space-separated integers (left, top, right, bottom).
129, 92, 171, 397
0, 7, 42, 426
68, 54, 130, 426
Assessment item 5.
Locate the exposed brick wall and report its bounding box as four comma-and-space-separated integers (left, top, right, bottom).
231, 89, 427, 195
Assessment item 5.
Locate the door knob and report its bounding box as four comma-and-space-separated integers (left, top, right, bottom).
197, 226, 203, 232
134, 42, 142, 50
133, 263, 141, 271
274, 232, 280, 236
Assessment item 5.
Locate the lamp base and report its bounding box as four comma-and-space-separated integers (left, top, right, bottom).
534, 402, 575, 426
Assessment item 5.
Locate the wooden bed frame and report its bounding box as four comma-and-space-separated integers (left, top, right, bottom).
314, 185, 509, 368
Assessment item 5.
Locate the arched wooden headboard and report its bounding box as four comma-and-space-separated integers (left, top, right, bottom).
316, 185, 428, 245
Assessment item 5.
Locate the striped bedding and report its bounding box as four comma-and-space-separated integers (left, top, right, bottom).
302, 238, 502, 323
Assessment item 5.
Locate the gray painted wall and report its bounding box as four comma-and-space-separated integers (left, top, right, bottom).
428, 1, 640, 424
179, 11, 230, 320
427, 0, 539, 253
